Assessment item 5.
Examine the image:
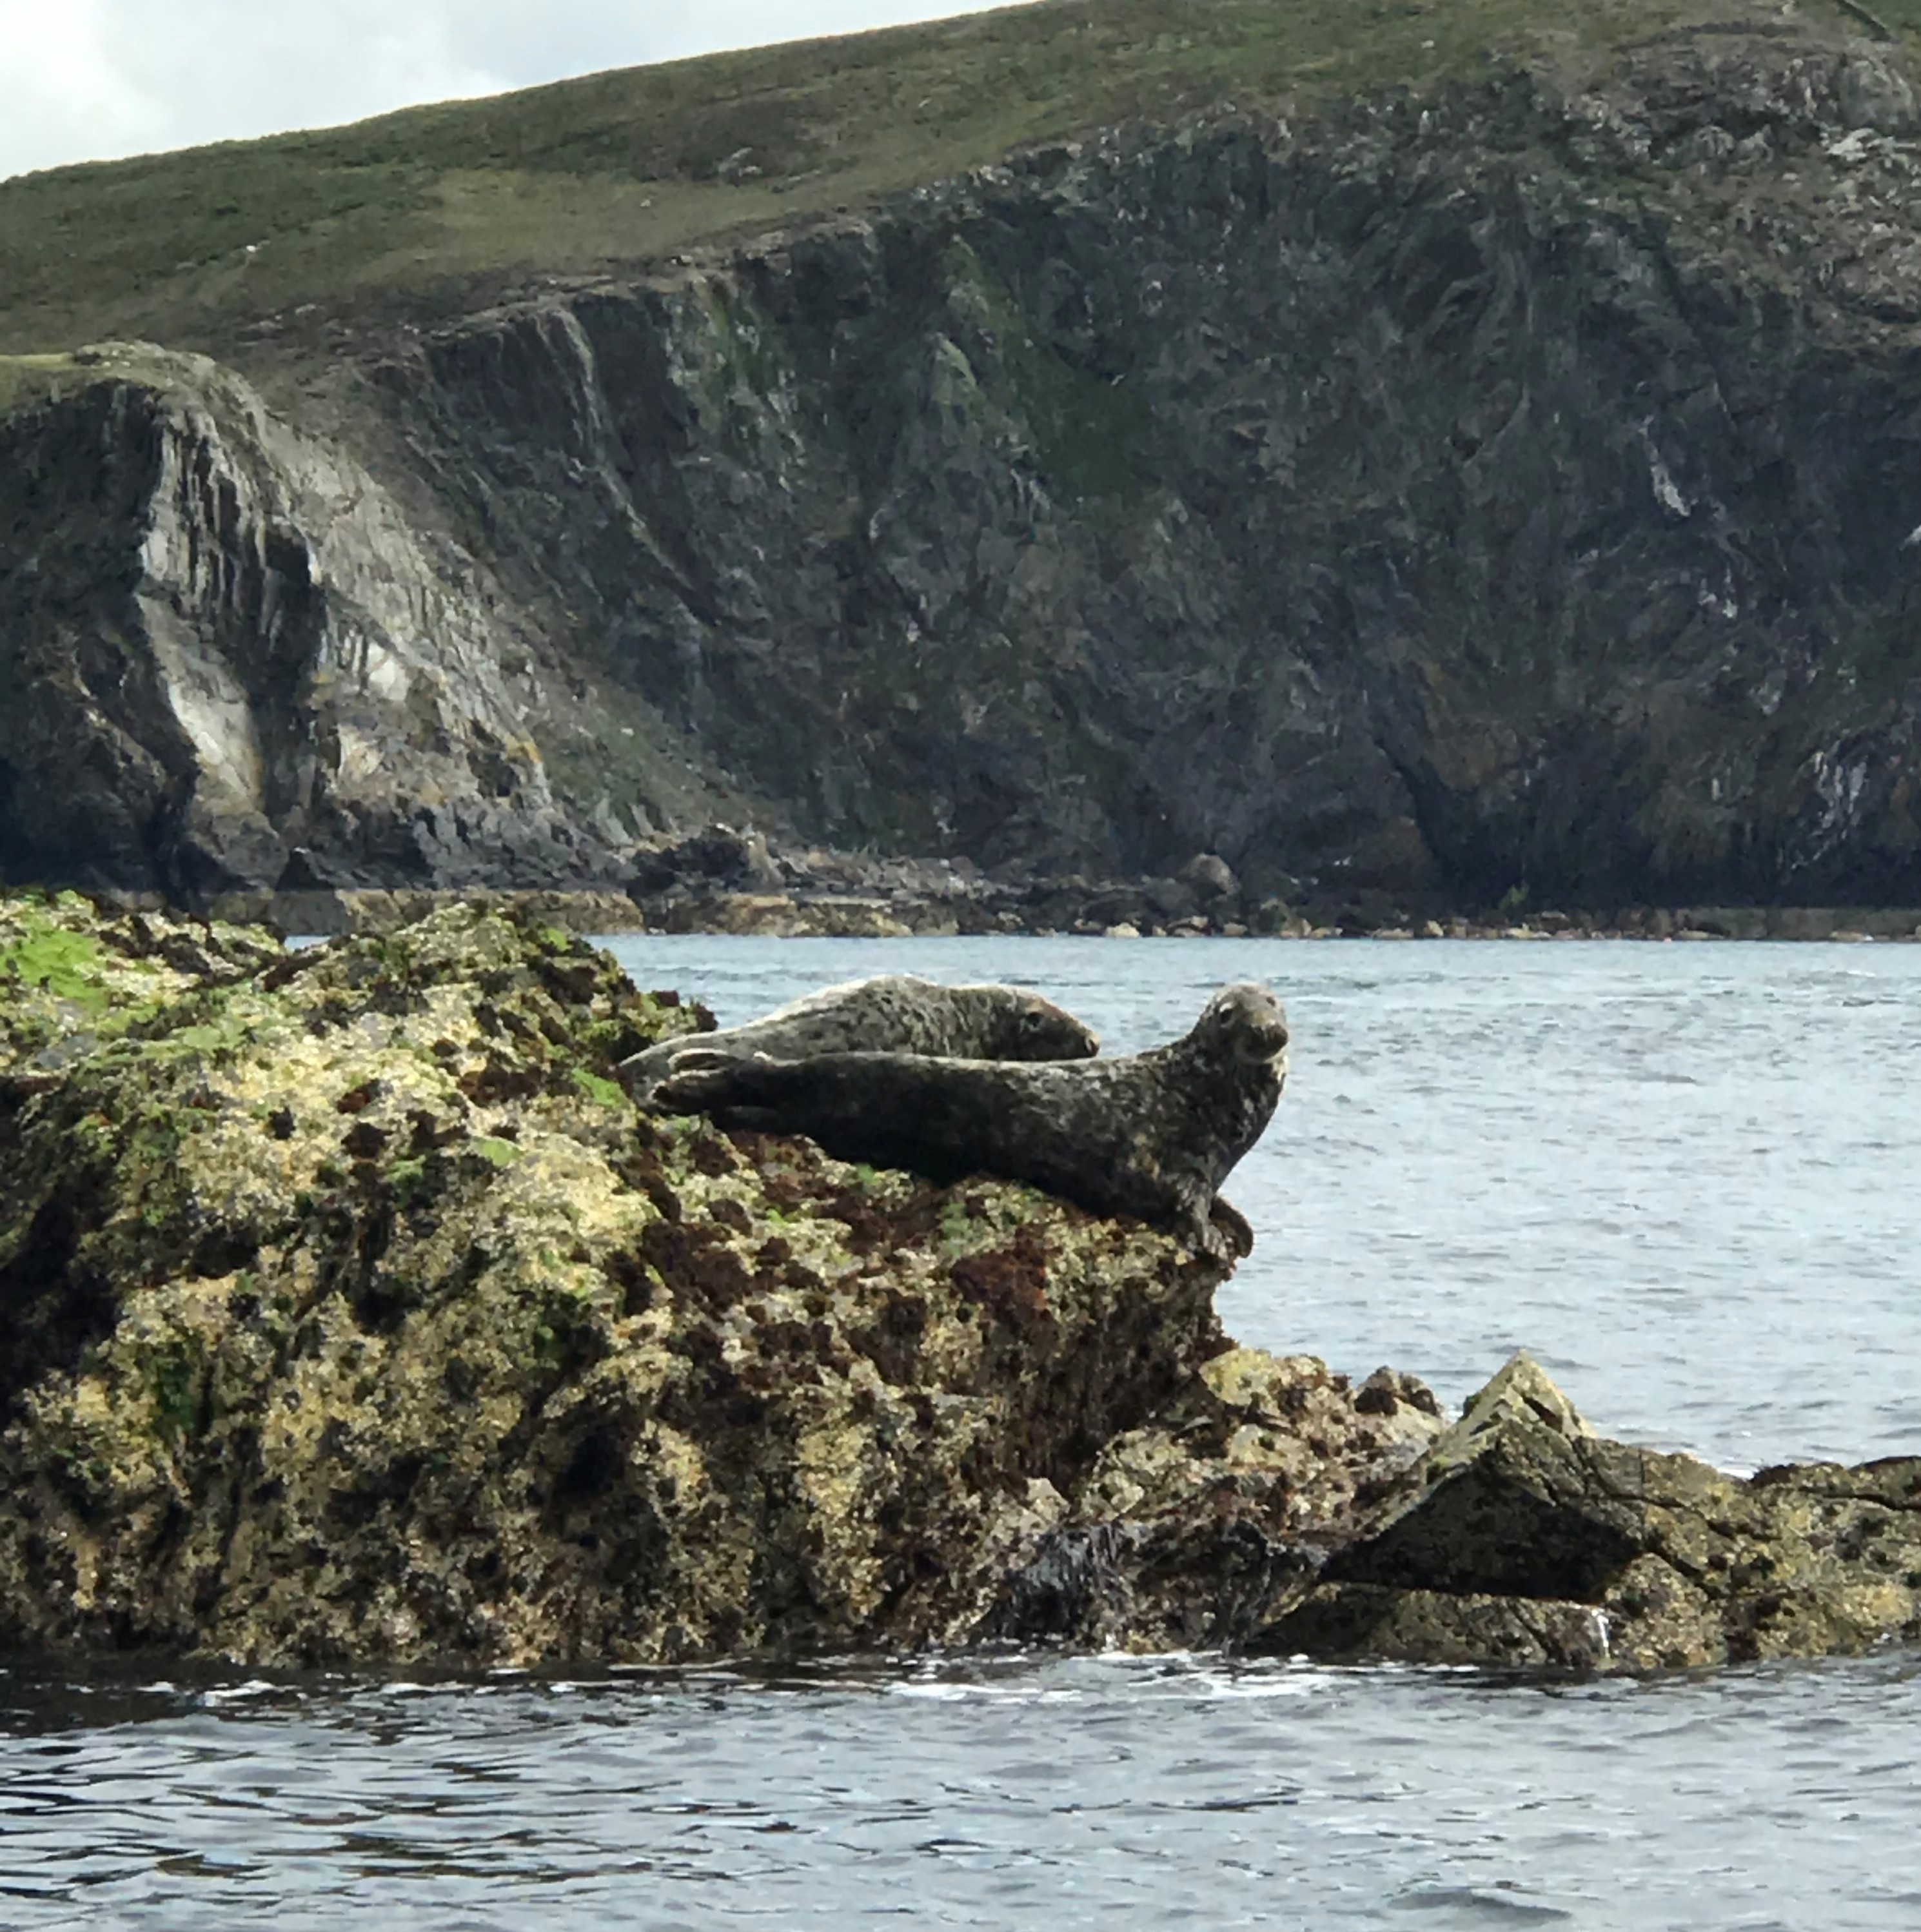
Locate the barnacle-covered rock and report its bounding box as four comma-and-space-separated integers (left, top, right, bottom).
8, 893, 1921, 1677
0, 894, 1230, 1664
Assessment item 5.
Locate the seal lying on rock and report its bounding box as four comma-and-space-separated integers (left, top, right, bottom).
618, 974, 1098, 1099
653, 982, 1288, 1256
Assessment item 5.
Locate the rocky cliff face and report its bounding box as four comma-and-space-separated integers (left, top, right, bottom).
6, 21, 1921, 902
0, 348, 752, 896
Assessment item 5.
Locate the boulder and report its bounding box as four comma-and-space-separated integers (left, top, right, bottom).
1178, 854, 1239, 905
1249, 1353, 1921, 1671
6, 894, 1921, 1677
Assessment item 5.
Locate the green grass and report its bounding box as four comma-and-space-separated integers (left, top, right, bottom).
3, 0, 1896, 368
0, 352, 76, 411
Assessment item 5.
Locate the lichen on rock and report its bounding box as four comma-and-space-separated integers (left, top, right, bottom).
6, 892, 1921, 1678
0, 894, 1230, 1664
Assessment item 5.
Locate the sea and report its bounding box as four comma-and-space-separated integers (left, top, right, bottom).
5, 934, 1920, 1931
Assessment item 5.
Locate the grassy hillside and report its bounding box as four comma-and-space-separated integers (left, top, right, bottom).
4, 0, 1898, 364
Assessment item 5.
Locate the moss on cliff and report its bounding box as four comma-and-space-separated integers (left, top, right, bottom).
940, 239, 1148, 502
1, 0, 1900, 368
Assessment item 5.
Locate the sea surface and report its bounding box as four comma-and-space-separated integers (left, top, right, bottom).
6, 936, 1921, 1931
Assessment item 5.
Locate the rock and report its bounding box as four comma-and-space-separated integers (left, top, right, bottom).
0, 347, 658, 898
630, 826, 784, 898
980, 1351, 1447, 1650
1178, 854, 1239, 904
7, 896, 1921, 1675
0, 891, 283, 1090
0, 893, 1232, 1665
1249, 1353, 1921, 1671
1143, 877, 1199, 922
1839, 51, 1917, 134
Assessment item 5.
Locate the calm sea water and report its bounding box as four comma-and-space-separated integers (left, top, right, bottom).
6, 937, 1921, 1930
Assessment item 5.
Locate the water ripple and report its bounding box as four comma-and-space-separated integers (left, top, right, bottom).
9, 938, 1921, 1926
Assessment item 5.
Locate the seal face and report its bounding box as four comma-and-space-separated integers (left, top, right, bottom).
653, 981, 1289, 1255
618, 974, 1099, 1100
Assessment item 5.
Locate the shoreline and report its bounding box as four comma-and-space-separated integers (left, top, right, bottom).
108, 886, 1921, 944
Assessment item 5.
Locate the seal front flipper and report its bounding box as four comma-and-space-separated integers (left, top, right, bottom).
651, 1051, 805, 1120
1208, 1197, 1255, 1259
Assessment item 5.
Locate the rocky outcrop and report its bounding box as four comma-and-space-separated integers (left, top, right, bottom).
1249, 1352, 1921, 1671
6, 23, 1921, 907
4, 891, 1921, 1673
0, 347, 751, 898
0, 893, 1230, 1662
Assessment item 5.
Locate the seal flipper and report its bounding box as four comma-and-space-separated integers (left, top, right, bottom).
660, 1045, 776, 1076
651, 1056, 776, 1114
1208, 1197, 1254, 1259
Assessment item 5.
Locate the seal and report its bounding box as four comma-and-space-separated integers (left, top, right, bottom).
652, 982, 1288, 1256
618, 974, 1099, 1101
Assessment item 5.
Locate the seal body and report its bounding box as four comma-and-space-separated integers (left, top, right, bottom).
652, 983, 1289, 1253
618, 974, 1099, 1099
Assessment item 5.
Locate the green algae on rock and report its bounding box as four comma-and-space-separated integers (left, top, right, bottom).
8, 892, 1921, 1678
0, 895, 1232, 1664
0, 892, 284, 1086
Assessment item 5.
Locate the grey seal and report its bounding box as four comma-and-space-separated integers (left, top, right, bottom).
618, 973, 1099, 1101
652, 982, 1288, 1256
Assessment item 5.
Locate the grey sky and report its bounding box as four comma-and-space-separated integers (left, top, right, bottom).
0, 1, 1023, 181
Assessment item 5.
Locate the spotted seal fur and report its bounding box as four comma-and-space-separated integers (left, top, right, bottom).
653, 983, 1288, 1256
618, 974, 1098, 1101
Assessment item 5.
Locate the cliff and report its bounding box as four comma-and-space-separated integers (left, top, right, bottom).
4, 3, 1921, 904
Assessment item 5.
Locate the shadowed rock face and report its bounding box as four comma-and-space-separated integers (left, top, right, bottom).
6, 26, 1921, 902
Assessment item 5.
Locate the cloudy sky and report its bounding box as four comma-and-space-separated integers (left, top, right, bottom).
0, 0, 1022, 181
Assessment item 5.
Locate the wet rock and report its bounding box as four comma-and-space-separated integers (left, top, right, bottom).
979, 1350, 1448, 1650
7, 897, 1921, 1675
1249, 1354, 1921, 1671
